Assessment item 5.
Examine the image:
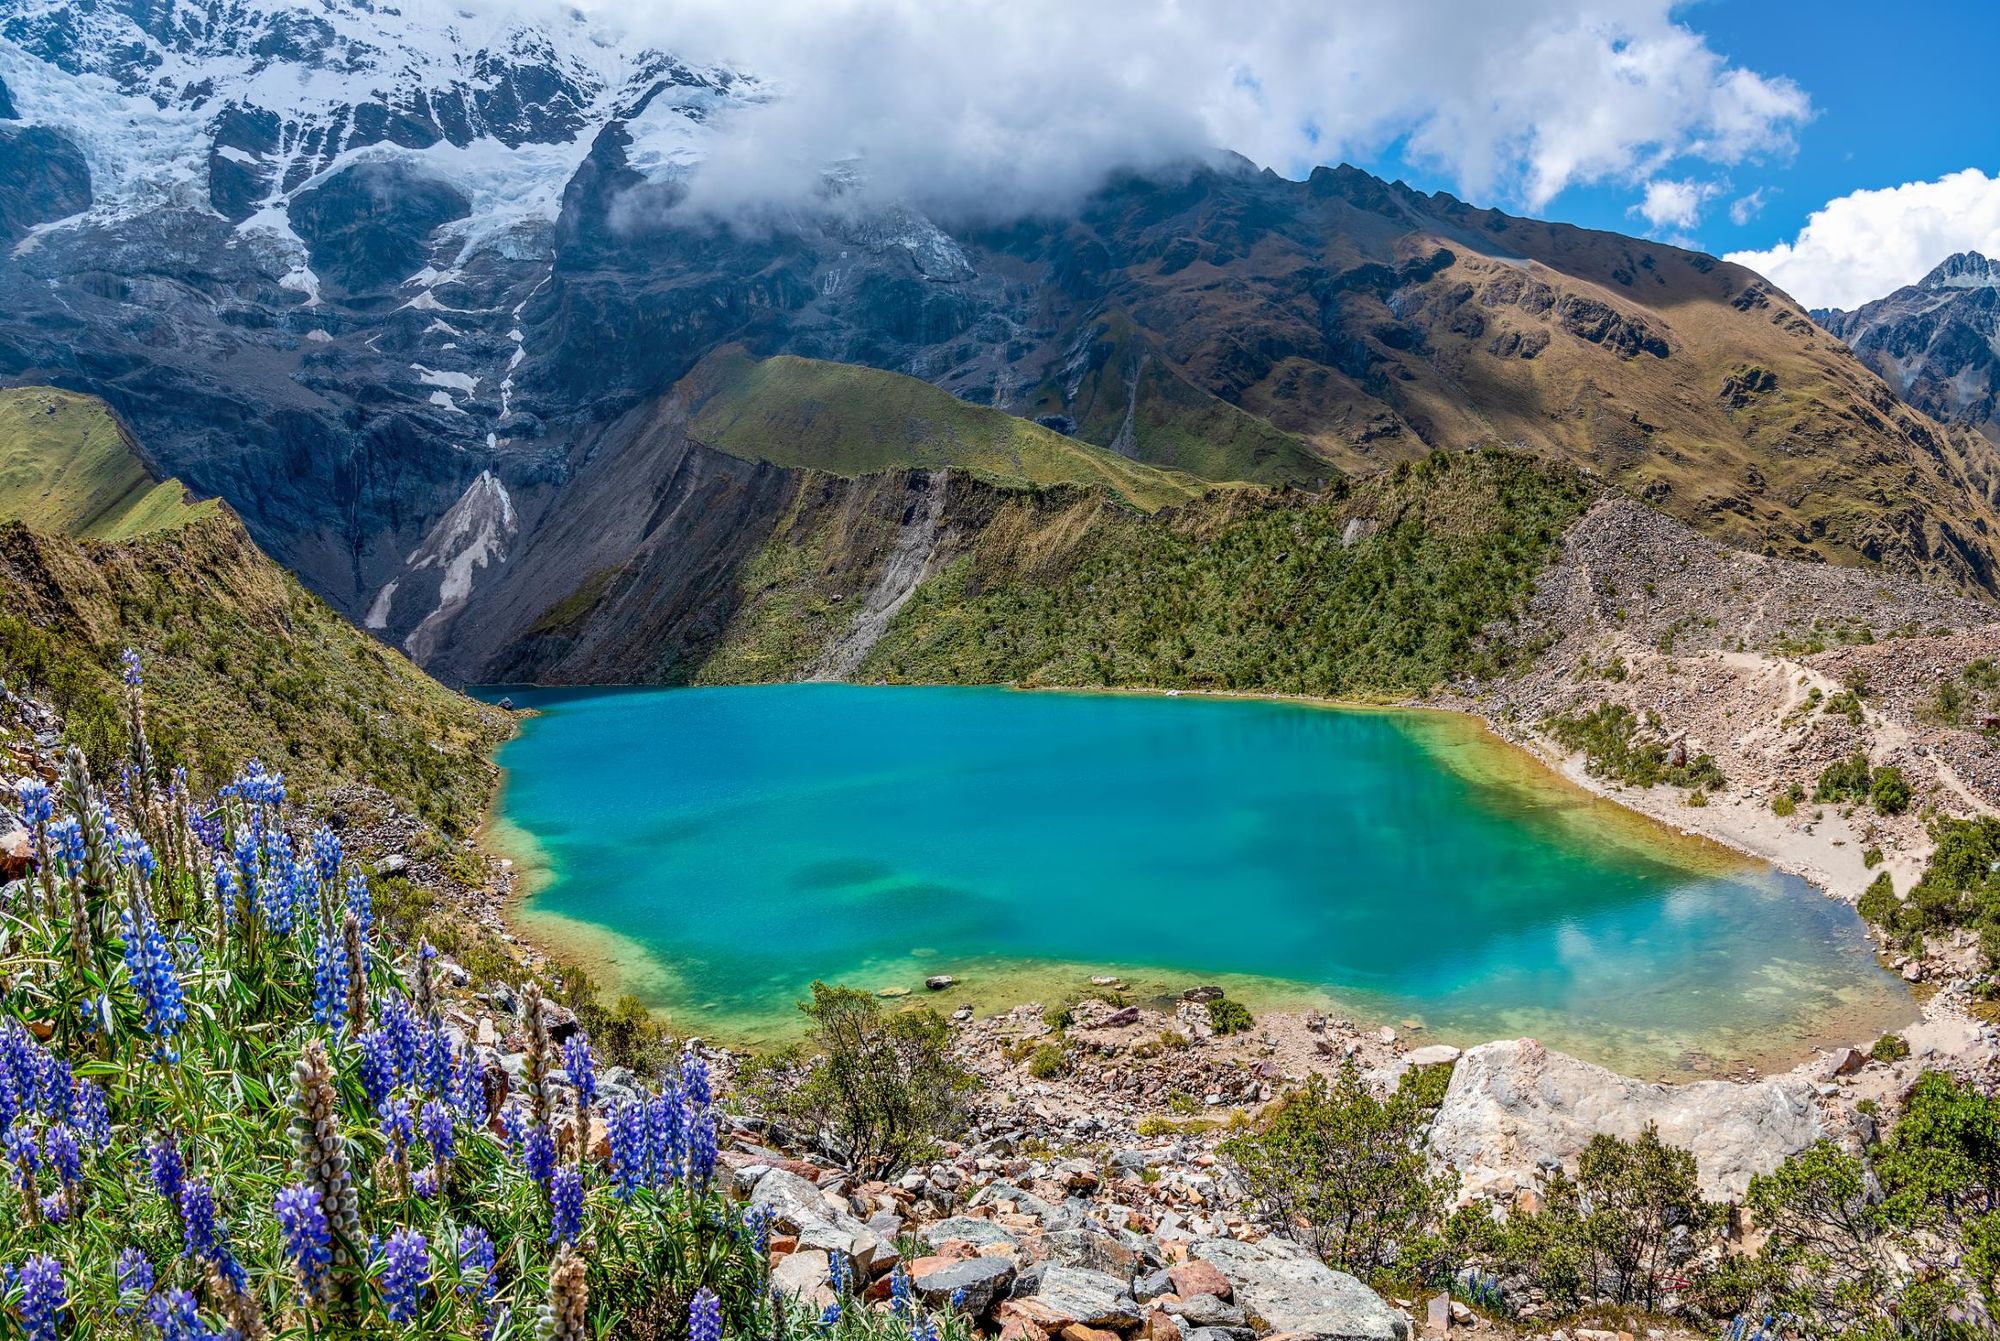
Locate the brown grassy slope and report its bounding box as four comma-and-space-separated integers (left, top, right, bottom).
1065, 165, 2000, 590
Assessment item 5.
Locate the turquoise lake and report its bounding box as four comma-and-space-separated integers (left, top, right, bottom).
483, 684, 1913, 1076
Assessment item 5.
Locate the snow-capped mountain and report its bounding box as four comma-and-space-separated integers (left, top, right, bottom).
1817, 252, 2000, 444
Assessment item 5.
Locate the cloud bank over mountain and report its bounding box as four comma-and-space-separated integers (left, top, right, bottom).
645, 0, 1809, 222
1727, 169, 2000, 311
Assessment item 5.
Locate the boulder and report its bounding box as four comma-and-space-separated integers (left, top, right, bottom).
913, 1256, 1018, 1315
1168, 1295, 1246, 1329
751, 1169, 877, 1261
1014, 1265, 1144, 1330
1168, 1261, 1233, 1301
1038, 1228, 1142, 1275
919, 1217, 1023, 1252
1191, 1238, 1405, 1341
1428, 1039, 1822, 1201
771, 1249, 831, 1300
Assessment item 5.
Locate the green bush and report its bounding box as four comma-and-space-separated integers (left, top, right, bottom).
1871, 1033, 1911, 1063
1870, 766, 1911, 816
1208, 997, 1254, 1035
1814, 751, 1874, 805
1220, 1061, 1456, 1276
743, 982, 974, 1178
1543, 701, 1727, 792
1028, 1043, 1069, 1079
1858, 871, 1899, 927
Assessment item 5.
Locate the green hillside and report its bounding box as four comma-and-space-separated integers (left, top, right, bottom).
0, 387, 219, 538
682, 347, 1205, 512
0, 387, 507, 831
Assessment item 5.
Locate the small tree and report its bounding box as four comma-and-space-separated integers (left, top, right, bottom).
1221, 1060, 1455, 1276
746, 982, 972, 1178
1577, 1125, 1717, 1309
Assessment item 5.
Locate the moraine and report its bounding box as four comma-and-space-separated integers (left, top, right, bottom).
481, 683, 1914, 1077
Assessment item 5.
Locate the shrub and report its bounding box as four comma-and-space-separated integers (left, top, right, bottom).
1815, 751, 1874, 805
744, 983, 974, 1178
1863, 847, 1885, 869
1028, 1043, 1069, 1079
1871, 1033, 1910, 1063
1869, 766, 1911, 816
1544, 701, 1727, 792
1208, 997, 1254, 1035
1220, 1060, 1456, 1276
1771, 782, 1803, 818
1858, 871, 1899, 927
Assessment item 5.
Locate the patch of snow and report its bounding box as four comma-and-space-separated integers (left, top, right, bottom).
400, 470, 519, 663
428, 390, 465, 413
213, 145, 259, 166
364, 580, 399, 630
414, 364, 479, 394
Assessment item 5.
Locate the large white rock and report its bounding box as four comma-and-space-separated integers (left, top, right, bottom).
1428, 1038, 1821, 1202
1191, 1237, 1406, 1341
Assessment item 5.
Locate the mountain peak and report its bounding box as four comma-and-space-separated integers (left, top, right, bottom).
1918, 251, 2000, 291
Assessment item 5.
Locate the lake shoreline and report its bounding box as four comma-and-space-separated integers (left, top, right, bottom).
475, 680, 1929, 1082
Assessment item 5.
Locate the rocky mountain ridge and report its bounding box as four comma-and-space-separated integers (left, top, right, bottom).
1817, 250, 2000, 445
4, 0, 2000, 686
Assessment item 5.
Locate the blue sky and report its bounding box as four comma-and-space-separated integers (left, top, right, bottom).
1355, 0, 2000, 307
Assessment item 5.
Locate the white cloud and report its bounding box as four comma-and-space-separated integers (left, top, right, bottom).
636, 0, 1809, 222
1726, 169, 2000, 310
1728, 186, 1771, 226
1634, 178, 1721, 230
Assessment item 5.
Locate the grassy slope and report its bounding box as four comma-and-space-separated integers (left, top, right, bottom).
0, 387, 219, 539
863, 450, 1593, 696
0, 387, 506, 831
1029, 309, 1336, 486
682, 347, 1204, 511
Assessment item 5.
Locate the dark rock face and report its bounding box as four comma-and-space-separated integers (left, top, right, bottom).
0, 124, 89, 241
288, 162, 471, 295
0, 74, 16, 120
1819, 252, 2000, 444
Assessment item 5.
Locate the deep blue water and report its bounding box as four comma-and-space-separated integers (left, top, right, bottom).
482, 684, 1911, 1074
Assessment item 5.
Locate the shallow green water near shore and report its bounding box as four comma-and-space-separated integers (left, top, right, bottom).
482, 684, 1912, 1076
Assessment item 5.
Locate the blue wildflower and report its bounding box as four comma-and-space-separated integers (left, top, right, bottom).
346, 871, 372, 939
48, 817, 83, 878
382, 996, 424, 1087
148, 1288, 221, 1341
548, 1166, 584, 1244
18, 1253, 65, 1341
890, 1264, 913, 1316
178, 1178, 222, 1260
144, 1133, 184, 1205
829, 1249, 849, 1297
42, 1124, 79, 1185
746, 1204, 775, 1256
276, 1182, 331, 1299
523, 1122, 556, 1190
310, 825, 343, 883
607, 1099, 647, 1200
910, 1317, 940, 1341
646, 1084, 684, 1185
563, 1033, 596, 1109
681, 1044, 712, 1112
14, 777, 52, 832
357, 1027, 396, 1112
423, 1026, 453, 1100
115, 1245, 154, 1303
311, 925, 350, 1035
419, 1099, 455, 1167
38, 1192, 68, 1225
120, 905, 187, 1059
819, 1302, 844, 1331
689, 1286, 722, 1341
453, 1048, 487, 1122
212, 863, 238, 928
499, 1101, 526, 1153
379, 1227, 430, 1324
71, 1081, 107, 1153
456, 1225, 496, 1303
687, 1109, 718, 1188
7, 1123, 40, 1187
380, 1096, 415, 1155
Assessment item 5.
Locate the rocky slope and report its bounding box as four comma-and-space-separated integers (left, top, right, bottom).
1818, 252, 2000, 446
6, 0, 2000, 685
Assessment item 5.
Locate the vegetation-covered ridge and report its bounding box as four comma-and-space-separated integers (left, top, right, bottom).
860, 449, 1593, 697
0, 389, 217, 542
681, 347, 1207, 512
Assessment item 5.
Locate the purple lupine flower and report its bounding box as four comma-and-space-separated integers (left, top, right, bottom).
910, 1317, 940, 1341
828, 1249, 849, 1297
646, 1084, 684, 1185
120, 906, 187, 1060
276, 1182, 331, 1298
7, 1123, 40, 1187
380, 1097, 415, 1153
357, 1027, 397, 1112
499, 1102, 526, 1153
147, 1288, 221, 1341
681, 1044, 712, 1112
379, 1227, 430, 1324
562, 1034, 596, 1109
191, 811, 223, 854
382, 997, 424, 1087
17, 1253, 65, 1341
311, 926, 349, 1035
70, 1081, 107, 1152
310, 826, 343, 884
411, 1166, 440, 1201
420, 1099, 455, 1168
452, 1048, 487, 1122
115, 1245, 155, 1303
548, 1166, 584, 1244
345, 871, 372, 940
456, 1225, 496, 1303
36, 1057, 72, 1123
120, 647, 143, 688
42, 1125, 79, 1185
687, 1109, 718, 1188
145, 1133, 184, 1204
212, 863, 238, 928
118, 831, 157, 883
689, 1286, 722, 1341
607, 1100, 647, 1200
523, 1122, 556, 1190
422, 1027, 453, 1100
14, 777, 52, 832
39, 1191, 69, 1225
746, 1204, 775, 1256
178, 1178, 222, 1260
890, 1264, 913, 1316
